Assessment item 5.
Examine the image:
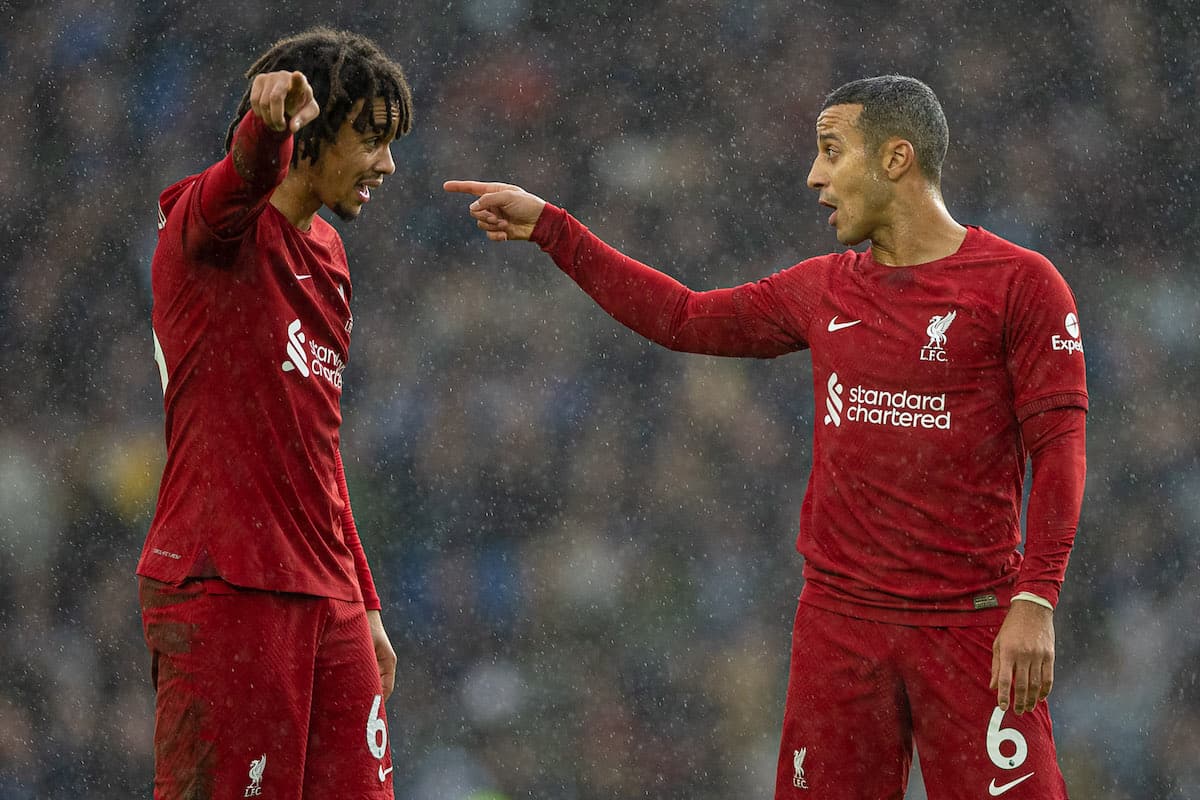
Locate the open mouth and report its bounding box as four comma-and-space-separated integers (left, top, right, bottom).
357, 179, 383, 204
819, 199, 838, 226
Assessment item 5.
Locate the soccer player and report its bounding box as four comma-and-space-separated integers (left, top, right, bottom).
446, 75, 1087, 798
137, 29, 412, 799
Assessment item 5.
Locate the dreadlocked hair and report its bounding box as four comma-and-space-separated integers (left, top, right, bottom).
224, 27, 413, 165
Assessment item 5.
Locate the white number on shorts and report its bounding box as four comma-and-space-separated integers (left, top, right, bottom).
986, 706, 1028, 770
367, 694, 388, 760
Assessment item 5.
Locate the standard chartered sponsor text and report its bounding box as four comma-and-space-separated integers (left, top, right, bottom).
308, 339, 345, 388
846, 385, 951, 430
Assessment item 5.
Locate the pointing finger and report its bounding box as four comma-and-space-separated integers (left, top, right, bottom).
444, 180, 523, 197
290, 98, 320, 132
285, 72, 318, 131
288, 70, 309, 97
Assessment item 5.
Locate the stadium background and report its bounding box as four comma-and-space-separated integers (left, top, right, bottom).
1, 1, 1197, 797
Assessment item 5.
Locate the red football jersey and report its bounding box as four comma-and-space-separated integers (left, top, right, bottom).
138, 114, 369, 603
533, 206, 1088, 625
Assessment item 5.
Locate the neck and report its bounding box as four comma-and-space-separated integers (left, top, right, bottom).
270, 171, 321, 231
869, 189, 967, 267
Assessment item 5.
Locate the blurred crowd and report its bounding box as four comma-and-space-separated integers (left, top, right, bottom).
1, 0, 1198, 797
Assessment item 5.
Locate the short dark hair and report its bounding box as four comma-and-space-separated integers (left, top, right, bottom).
822, 75, 948, 183
225, 27, 413, 165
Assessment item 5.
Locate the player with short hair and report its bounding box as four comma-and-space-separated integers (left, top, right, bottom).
446, 75, 1087, 798
138, 28, 412, 799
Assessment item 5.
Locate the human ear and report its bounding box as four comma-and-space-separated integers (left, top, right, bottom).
883, 139, 915, 180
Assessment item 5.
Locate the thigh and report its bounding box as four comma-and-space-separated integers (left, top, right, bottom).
302, 599, 394, 800
901, 625, 1068, 800
775, 602, 912, 800
140, 578, 322, 800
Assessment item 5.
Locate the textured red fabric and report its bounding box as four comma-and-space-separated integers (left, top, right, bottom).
140, 577, 393, 800
775, 602, 1067, 798
139, 110, 370, 603
533, 205, 1088, 625
335, 447, 381, 610
1016, 407, 1087, 607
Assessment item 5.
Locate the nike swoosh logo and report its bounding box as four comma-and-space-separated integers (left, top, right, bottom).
378, 765, 393, 782
988, 772, 1035, 795
295, 274, 312, 280
827, 316, 862, 332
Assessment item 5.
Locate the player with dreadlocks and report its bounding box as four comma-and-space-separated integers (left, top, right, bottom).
138, 28, 412, 799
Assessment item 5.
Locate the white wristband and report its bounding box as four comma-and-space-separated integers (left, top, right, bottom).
1012, 591, 1054, 611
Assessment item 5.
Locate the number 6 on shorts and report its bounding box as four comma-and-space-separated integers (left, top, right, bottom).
367, 694, 388, 760
986, 706, 1028, 770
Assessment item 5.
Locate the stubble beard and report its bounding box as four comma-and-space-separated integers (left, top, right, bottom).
331, 202, 361, 223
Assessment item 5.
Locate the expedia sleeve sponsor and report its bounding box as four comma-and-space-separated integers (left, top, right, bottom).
1051, 313, 1083, 353
1050, 334, 1083, 354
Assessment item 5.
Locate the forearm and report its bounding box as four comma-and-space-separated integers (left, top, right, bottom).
194, 111, 293, 244
335, 447, 382, 611
531, 204, 791, 358
1016, 407, 1087, 607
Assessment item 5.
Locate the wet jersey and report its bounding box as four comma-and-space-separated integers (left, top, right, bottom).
532, 205, 1087, 625
138, 112, 376, 605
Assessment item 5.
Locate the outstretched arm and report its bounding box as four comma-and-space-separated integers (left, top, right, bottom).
185, 72, 322, 255
444, 180, 800, 358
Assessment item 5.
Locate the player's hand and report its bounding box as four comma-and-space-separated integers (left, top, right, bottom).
250, 70, 320, 133
990, 600, 1055, 715
366, 609, 397, 702
443, 180, 547, 241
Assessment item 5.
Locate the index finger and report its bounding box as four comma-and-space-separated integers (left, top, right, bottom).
288, 70, 309, 94
443, 180, 522, 197
289, 97, 321, 132
285, 72, 319, 131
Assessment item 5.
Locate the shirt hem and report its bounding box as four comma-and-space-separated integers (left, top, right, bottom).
799, 581, 1011, 627
135, 565, 363, 605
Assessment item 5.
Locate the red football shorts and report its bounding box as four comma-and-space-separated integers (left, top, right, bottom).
139, 577, 394, 800
775, 601, 1068, 799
